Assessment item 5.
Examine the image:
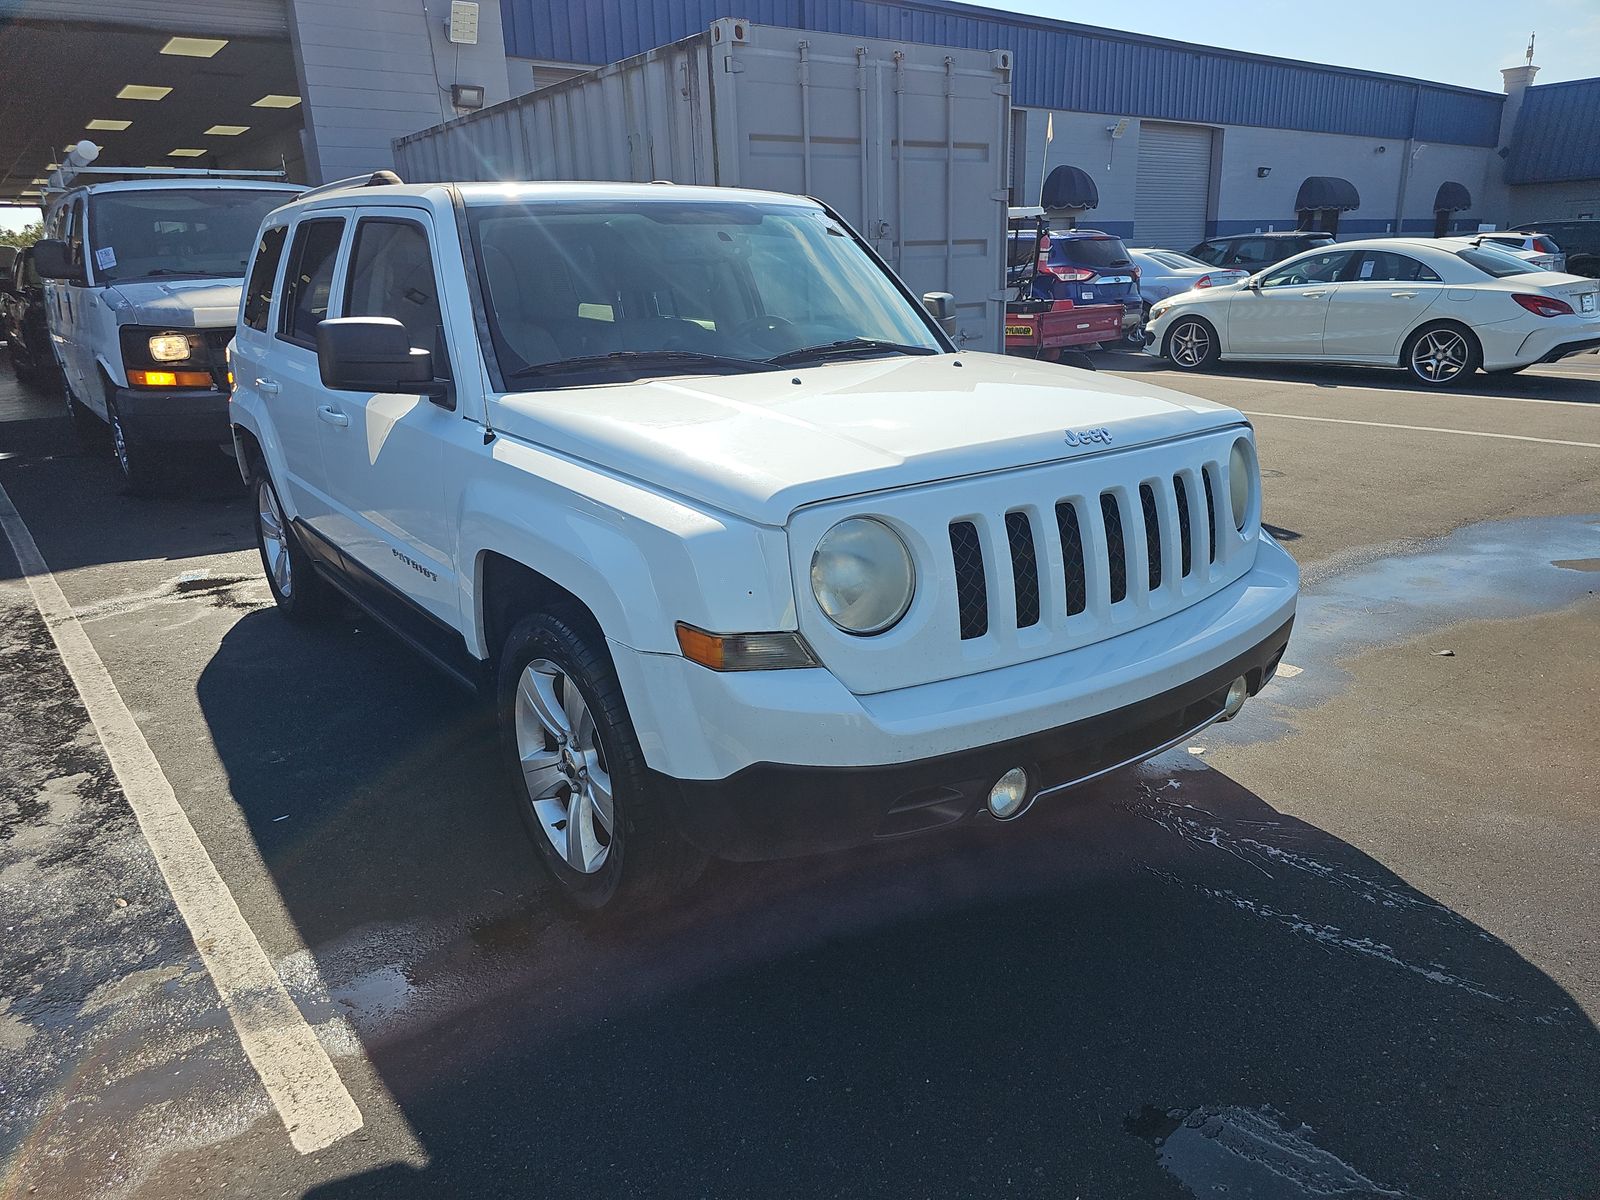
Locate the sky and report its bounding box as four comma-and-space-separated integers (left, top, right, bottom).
2, 0, 1593, 233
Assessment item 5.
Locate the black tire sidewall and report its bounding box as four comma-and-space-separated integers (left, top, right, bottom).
252, 469, 327, 620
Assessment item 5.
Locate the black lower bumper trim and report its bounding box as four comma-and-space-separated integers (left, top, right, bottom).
113, 387, 231, 444
658, 616, 1294, 861
1540, 336, 1600, 364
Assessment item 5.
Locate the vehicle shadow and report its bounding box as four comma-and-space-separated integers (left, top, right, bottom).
190, 610, 1600, 1199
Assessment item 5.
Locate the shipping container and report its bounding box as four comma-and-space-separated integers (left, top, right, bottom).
395, 18, 1013, 351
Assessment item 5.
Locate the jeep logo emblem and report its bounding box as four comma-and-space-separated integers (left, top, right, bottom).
1065, 427, 1113, 447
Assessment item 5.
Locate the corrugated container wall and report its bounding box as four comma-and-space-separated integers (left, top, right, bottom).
397, 19, 1013, 351
499, 0, 1503, 146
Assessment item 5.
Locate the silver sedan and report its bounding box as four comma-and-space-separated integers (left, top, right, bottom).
1129, 249, 1250, 312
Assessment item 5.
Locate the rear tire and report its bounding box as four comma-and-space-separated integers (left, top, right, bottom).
1403, 322, 1480, 388
498, 608, 705, 915
1164, 316, 1220, 371
252, 468, 333, 622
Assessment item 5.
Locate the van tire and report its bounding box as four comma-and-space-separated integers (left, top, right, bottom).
498, 608, 705, 916
107, 396, 163, 495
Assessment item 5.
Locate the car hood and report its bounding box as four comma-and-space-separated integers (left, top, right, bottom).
491, 352, 1245, 526
105, 278, 243, 328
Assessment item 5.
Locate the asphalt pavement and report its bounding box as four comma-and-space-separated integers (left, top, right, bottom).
0, 348, 1596, 1199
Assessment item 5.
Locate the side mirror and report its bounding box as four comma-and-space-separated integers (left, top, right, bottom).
316, 317, 448, 403
921, 291, 958, 337
33, 239, 81, 282
1246, 276, 1263, 291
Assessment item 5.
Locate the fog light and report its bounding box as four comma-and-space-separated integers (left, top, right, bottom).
987, 767, 1031, 820
1219, 675, 1249, 721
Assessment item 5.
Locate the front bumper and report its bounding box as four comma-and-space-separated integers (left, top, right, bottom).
112, 386, 232, 444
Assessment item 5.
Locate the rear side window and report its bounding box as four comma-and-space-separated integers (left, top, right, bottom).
1048, 236, 1131, 268
1190, 242, 1223, 264
1221, 239, 1270, 265
1532, 237, 1560, 255
242, 226, 288, 332
1351, 251, 1441, 283
343, 218, 451, 380
278, 218, 345, 347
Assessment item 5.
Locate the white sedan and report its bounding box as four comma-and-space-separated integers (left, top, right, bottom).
1143, 237, 1600, 387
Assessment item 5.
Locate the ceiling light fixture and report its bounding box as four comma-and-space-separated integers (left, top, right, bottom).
169, 148, 208, 157
160, 36, 227, 57
86, 119, 133, 131
117, 84, 173, 101
204, 124, 250, 136
251, 94, 302, 109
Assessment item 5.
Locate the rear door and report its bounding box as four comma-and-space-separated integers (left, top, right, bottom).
1322, 250, 1443, 360
1225, 248, 1353, 357
53, 196, 96, 407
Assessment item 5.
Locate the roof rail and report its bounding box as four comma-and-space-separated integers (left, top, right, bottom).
44, 142, 291, 200
293, 170, 406, 203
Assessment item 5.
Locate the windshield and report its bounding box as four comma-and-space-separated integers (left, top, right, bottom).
1457, 244, 1541, 278
88, 188, 291, 283
1047, 236, 1131, 268
467, 200, 942, 385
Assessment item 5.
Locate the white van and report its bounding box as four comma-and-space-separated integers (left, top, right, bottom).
35, 154, 300, 491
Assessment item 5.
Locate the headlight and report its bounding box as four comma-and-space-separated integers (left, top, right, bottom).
1228, 437, 1254, 530
1149, 301, 1172, 320
810, 517, 915, 635
148, 333, 191, 362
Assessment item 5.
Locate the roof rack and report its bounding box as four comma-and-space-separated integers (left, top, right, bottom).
292, 170, 406, 203
43, 141, 290, 201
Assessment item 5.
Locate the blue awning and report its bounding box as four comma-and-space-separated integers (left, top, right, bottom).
1042, 164, 1099, 210
1433, 181, 1472, 212
1295, 175, 1360, 212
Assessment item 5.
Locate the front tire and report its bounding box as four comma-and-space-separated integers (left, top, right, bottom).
252, 468, 332, 621
107, 395, 165, 494
1165, 316, 1220, 371
498, 609, 704, 914
1403, 322, 1480, 388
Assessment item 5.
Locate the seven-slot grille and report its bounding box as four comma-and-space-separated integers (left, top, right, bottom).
951, 467, 1223, 641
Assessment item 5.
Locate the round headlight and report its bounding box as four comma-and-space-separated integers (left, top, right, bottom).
148, 333, 191, 363
810, 517, 915, 635
1228, 437, 1254, 530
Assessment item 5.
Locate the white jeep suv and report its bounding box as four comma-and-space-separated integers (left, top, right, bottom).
230, 178, 1299, 912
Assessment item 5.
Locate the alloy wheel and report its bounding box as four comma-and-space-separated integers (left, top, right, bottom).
1411, 329, 1469, 382
1170, 321, 1210, 367
514, 659, 615, 874
257, 480, 293, 598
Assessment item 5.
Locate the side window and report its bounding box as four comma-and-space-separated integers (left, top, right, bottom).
1351, 252, 1441, 283
69, 198, 87, 270
277, 218, 345, 347
343, 218, 451, 380
1223, 239, 1268, 266
1191, 242, 1221, 264
1260, 250, 1352, 288
242, 226, 288, 332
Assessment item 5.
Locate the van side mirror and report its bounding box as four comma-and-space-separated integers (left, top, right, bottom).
33, 239, 81, 282
921, 291, 958, 336
316, 317, 448, 403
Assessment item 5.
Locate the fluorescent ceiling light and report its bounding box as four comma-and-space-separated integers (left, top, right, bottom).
86, 119, 132, 131
31, 178, 47, 185
169, 148, 208, 158
118, 84, 173, 101
205, 124, 250, 136
252, 94, 302, 109
160, 37, 227, 58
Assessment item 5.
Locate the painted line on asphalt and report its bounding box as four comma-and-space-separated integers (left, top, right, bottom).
1238, 410, 1600, 449
0, 482, 363, 1155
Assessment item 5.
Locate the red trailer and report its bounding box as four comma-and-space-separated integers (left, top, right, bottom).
1004, 209, 1122, 366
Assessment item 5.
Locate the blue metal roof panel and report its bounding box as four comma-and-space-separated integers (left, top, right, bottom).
500, 0, 1503, 145
1506, 77, 1600, 184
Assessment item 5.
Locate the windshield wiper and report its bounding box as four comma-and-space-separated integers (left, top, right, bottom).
766, 338, 939, 367
137, 268, 236, 278
504, 350, 771, 382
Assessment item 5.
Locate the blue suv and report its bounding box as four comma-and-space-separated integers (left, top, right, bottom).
1027, 230, 1142, 337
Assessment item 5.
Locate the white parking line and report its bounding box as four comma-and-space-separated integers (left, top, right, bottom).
1238, 410, 1600, 449
0, 482, 363, 1155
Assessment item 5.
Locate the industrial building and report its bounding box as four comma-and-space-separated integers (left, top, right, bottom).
1, 0, 1596, 247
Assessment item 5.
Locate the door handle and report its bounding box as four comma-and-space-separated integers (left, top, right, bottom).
317, 405, 349, 428
1300, 289, 1328, 297
1390, 291, 1419, 298
255, 378, 280, 396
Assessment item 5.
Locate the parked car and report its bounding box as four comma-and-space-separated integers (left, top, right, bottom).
1188, 232, 1336, 272
231, 177, 1299, 913
1441, 232, 1564, 272
1511, 220, 1599, 278
1128, 249, 1250, 310
32, 159, 302, 491
1144, 237, 1600, 387
1027, 229, 1143, 336
1, 246, 58, 387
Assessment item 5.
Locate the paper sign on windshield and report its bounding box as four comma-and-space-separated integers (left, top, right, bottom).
95, 246, 117, 270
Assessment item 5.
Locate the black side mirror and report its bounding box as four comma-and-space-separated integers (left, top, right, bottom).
316, 317, 449, 403
32, 239, 81, 282
921, 291, 957, 337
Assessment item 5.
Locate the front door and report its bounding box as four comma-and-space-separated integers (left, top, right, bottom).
1320, 250, 1443, 360
51, 196, 97, 408
1225, 248, 1354, 357
313, 210, 460, 628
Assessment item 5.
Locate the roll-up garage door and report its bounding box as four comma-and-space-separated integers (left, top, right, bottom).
1136, 123, 1214, 249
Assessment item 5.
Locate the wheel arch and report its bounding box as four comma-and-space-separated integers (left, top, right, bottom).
1398, 317, 1481, 369
1161, 311, 1222, 361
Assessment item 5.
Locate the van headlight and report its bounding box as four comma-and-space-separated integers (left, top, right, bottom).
1229, 437, 1255, 530
148, 333, 192, 363
810, 517, 915, 635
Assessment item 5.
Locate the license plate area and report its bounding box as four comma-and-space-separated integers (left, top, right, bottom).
1581, 293, 1596, 314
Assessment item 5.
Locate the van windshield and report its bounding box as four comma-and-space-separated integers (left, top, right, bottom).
466, 200, 943, 385
88, 189, 290, 283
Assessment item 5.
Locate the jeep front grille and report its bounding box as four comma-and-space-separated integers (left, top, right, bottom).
949, 520, 988, 640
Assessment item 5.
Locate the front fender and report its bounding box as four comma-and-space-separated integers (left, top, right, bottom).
457, 436, 797, 658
